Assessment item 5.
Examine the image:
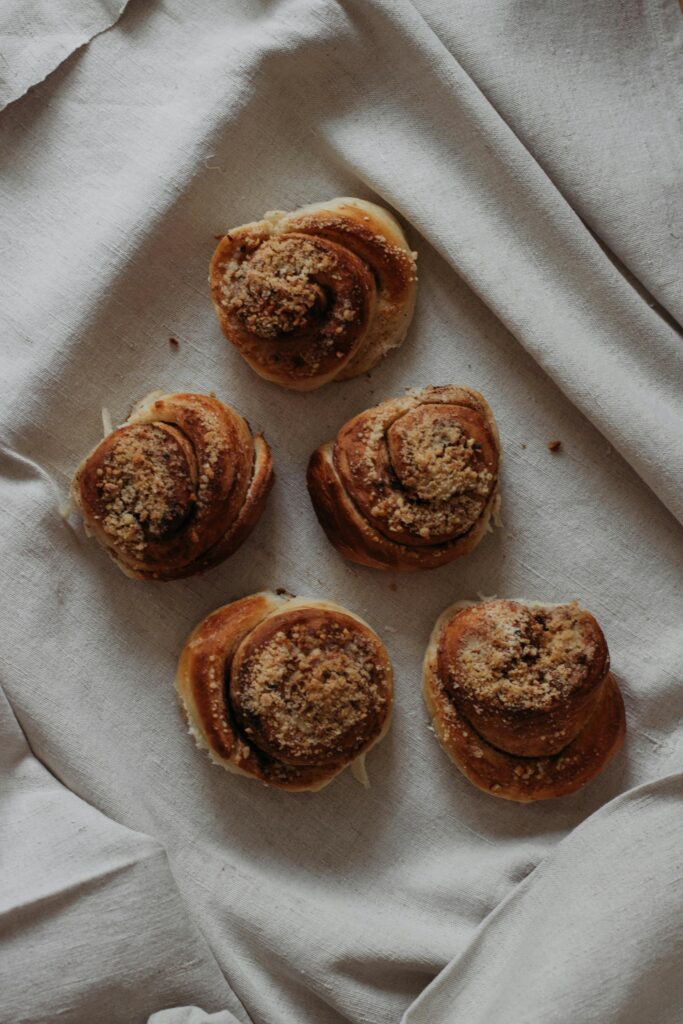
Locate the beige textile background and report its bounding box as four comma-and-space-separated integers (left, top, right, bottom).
1, 2, 682, 1023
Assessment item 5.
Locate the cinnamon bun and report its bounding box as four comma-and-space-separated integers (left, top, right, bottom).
307, 385, 500, 570
209, 198, 417, 390
72, 392, 273, 580
423, 599, 626, 801
175, 591, 393, 791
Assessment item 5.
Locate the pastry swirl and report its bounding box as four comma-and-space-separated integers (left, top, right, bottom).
423, 599, 626, 801
209, 198, 417, 390
175, 591, 393, 791
72, 392, 273, 580
307, 385, 500, 570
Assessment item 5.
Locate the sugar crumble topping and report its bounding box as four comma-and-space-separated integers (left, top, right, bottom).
346, 401, 496, 542
97, 425, 195, 552
188, 408, 224, 504
223, 237, 333, 337
450, 602, 597, 711
388, 407, 490, 501
234, 620, 389, 761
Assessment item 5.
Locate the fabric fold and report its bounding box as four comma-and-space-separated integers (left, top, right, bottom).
0, 0, 130, 112
148, 1011, 243, 1024
0, 2, 681, 1023
0, 686, 245, 1024
411, 0, 683, 330
319, 0, 683, 524
403, 773, 683, 1024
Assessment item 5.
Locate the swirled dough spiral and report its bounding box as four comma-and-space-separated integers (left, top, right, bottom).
72, 392, 273, 580
210, 198, 417, 390
307, 385, 500, 570
175, 591, 393, 791
423, 599, 626, 802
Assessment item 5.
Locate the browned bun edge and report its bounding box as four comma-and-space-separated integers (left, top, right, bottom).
307, 442, 499, 571
71, 392, 274, 581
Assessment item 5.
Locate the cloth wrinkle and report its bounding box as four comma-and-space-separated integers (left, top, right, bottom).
0, 2, 682, 1023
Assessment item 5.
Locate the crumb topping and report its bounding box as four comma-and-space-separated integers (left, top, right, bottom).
343, 402, 496, 542
449, 602, 597, 711
232, 618, 389, 764
388, 406, 492, 501
96, 425, 195, 550
180, 408, 225, 505
367, 488, 486, 539
222, 237, 360, 338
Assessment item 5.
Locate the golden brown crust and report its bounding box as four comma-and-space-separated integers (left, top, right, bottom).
175, 592, 394, 791
438, 599, 609, 756
423, 599, 626, 801
72, 392, 274, 581
307, 385, 501, 571
209, 198, 417, 390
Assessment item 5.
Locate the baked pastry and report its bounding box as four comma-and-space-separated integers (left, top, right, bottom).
175, 591, 393, 791
71, 392, 273, 581
307, 385, 500, 571
423, 599, 626, 801
209, 198, 417, 390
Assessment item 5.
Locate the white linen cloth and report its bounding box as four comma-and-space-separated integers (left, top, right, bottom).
1, 2, 681, 1022
0, 0, 129, 111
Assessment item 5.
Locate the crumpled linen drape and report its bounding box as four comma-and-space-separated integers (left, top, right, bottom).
0, 0, 129, 111
1, 2, 681, 1023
